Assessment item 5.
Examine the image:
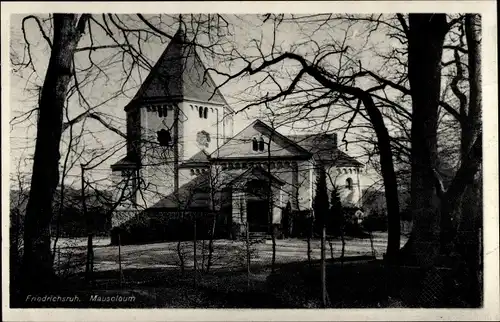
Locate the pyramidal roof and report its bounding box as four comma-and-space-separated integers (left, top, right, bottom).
125, 25, 228, 111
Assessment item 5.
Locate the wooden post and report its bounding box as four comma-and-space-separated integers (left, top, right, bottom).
246, 219, 250, 291
321, 224, 327, 308
57, 246, 61, 276
81, 165, 91, 284
193, 216, 197, 288
118, 232, 123, 288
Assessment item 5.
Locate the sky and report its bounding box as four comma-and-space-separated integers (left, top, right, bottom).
7, 13, 413, 190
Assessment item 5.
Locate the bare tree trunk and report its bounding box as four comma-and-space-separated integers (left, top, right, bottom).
246, 220, 251, 291
340, 225, 346, 269
271, 231, 277, 272
328, 238, 334, 260
307, 217, 312, 267
118, 232, 123, 288
206, 214, 216, 273
177, 239, 185, 275
82, 165, 94, 286
193, 218, 197, 288
267, 135, 277, 273
454, 17, 482, 303
368, 230, 376, 258
353, 95, 401, 261
22, 14, 89, 295
320, 225, 327, 307
406, 13, 449, 268
461, 14, 482, 161
51, 120, 74, 261
201, 238, 206, 273
86, 233, 94, 286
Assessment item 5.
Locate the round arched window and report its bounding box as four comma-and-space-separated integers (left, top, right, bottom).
258, 136, 265, 151
252, 137, 258, 151
345, 177, 353, 190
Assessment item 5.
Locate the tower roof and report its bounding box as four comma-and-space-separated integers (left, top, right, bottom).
125, 25, 229, 111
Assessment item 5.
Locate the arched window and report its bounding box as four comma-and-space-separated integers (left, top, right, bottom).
158, 106, 163, 117
258, 136, 265, 151
157, 129, 172, 147
345, 177, 353, 190
198, 106, 203, 118
252, 137, 258, 151
203, 107, 208, 119
163, 106, 168, 117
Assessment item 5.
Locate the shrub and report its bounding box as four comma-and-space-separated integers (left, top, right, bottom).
361, 210, 388, 232
110, 212, 225, 245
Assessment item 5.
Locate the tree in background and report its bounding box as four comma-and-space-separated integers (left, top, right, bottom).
328, 186, 343, 237
11, 13, 230, 298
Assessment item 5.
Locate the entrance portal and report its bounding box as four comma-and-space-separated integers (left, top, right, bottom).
245, 179, 271, 233
246, 199, 269, 233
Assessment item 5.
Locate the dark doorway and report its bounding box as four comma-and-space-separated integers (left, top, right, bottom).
247, 199, 269, 232
245, 179, 270, 233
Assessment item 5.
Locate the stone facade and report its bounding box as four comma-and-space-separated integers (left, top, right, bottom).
110, 26, 366, 235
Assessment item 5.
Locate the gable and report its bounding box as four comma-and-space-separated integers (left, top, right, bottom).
228, 167, 285, 189
210, 120, 311, 160
289, 134, 363, 167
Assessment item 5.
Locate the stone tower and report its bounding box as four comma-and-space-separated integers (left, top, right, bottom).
110, 24, 234, 223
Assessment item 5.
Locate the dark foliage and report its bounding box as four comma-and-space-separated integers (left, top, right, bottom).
362, 209, 389, 232
326, 187, 343, 236
313, 167, 329, 235
287, 210, 314, 238
267, 258, 478, 308
10, 188, 113, 238
110, 212, 230, 245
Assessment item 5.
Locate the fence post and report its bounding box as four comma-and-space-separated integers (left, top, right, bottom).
118, 232, 123, 288
57, 246, 61, 276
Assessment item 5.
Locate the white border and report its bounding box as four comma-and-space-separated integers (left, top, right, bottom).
2, 1, 498, 321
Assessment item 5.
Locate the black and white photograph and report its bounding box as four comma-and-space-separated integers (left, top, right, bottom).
2, 1, 498, 321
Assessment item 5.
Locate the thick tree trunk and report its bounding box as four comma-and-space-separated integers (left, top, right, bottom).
283, 50, 402, 262
441, 14, 483, 252
457, 13, 482, 231
22, 14, 88, 295
456, 14, 482, 306
358, 93, 401, 261
406, 14, 449, 267
462, 14, 482, 159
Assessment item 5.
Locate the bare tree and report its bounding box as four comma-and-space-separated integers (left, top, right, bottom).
11, 13, 231, 296
206, 14, 482, 269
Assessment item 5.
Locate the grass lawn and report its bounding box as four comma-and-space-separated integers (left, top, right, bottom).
53, 232, 407, 276
15, 232, 475, 308
28, 232, 435, 308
